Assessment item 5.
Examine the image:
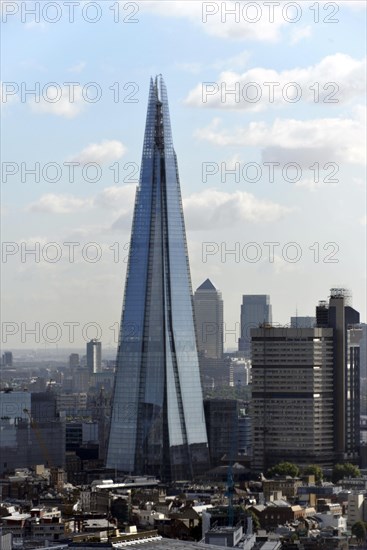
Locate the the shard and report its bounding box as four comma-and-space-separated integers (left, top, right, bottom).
107, 76, 209, 481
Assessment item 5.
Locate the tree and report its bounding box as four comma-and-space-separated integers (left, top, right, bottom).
267, 462, 300, 478
303, 465, 323, 483
245, 509, 260, 532
332, 463, 361, 483
351, 521, 367, 546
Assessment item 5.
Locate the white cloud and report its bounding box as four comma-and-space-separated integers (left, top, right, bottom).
336, 0, 366, 8
176, 51, 250, 76
27, 185, 136, 217
195, 108, 366, 166
29, 85, 85, 119
95, 185, 136, 211
360, 215, 367, 226
212, 51, 251, 71
68, 61, 86, 73
27, 194, 92, 214
26, 186, 291, 235
138, 1, 365, 44
24, 21, 46, 31
290, 25, 312, 45
269, 254, 300, 275
295, 178, 337, 192
186, 54, 366, 111
183, 189, 292, 230
139, 1, 286, 42
70, 140, 126, 165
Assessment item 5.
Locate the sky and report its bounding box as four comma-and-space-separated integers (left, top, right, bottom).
1, 0, 366, 351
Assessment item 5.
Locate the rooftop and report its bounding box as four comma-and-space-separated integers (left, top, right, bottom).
196, 279, 217, 291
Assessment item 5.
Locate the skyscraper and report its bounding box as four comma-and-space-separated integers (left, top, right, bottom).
2, 351, 13, 367
251, 326, 335, 472
107, 76, 209, 481
316, 288, 360, 463
194, 279, 223, 359
238, 295, 272, 357
69, 353, 80, 369
87, 339, 101, 374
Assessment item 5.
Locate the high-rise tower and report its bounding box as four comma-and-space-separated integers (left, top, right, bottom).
87, 339, 101, 374
238, 295, 272, 357
194, 279, 223, 360
251, 326, 335, 472
107, 77, 209, 480
316, 288, 361, 463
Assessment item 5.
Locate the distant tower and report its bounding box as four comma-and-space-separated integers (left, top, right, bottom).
316, 288, 360, 462
69, 353, 80, 369
2, 351, 13, 367
86, 340, 101, 374
238, 295, 272, 357
194, 279, 223, 359
290, 316, 316, 328
107, 76, 209, 480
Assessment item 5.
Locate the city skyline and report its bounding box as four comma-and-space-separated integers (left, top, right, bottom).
1, 3, 366, 546
2, 2, 366, 349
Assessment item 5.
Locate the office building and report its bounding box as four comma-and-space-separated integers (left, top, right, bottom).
204, 399, 239, 468
0, 390, 65, 473
239, 295, 272, 357
251, 327, 334, 472
86, 339, 102, 374
359, 323, 367, 379
194, 279, 223, 359
107, 76, 209, 480
316, 288, 361, 463
69, 353, 80, 369
290, 316, 316, 328
2, 351, 13, 367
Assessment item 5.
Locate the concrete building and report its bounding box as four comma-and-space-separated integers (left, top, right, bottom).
56, 392, 87, 415
290, 316, 316, 328
204, 399, 237, 467
66, 421, 99, 451
69, 353, 80, 368
86, 339, 102, 374
194, 279, 223, 360
238, 413, 252, 455
230, 360, 251, 387
0, 390, 65, 473
239, 295, 272, 358
1, 351, 13, 367
359, 323, 367, 380
72, 367, 90, 393
315, 512, 347, 532
347, 493, 365, 528
251, 327, 334, 472
316, 288, 361, 463
251, 502, 305, 531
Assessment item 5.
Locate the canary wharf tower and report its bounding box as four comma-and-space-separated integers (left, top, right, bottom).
107, 76, 209, 481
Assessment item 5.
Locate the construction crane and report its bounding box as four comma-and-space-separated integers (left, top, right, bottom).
225, 461, 235, 527
225, 400, 238, 528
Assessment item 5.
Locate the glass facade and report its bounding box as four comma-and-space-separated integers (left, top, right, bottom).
107, 76, 209, 480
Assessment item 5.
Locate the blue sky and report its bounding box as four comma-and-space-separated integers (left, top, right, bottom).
1, 0, 366, 350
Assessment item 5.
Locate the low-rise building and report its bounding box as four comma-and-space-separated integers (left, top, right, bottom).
347, 492, 365, 528
263, 477, 303, 501
251, 502, 306, 530
315, 512, 347, 532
